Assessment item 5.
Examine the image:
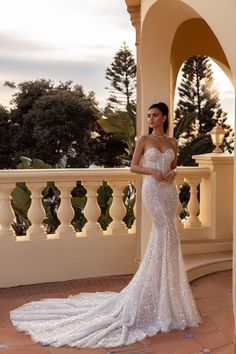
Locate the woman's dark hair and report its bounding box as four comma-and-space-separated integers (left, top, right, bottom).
148, 102, 169, 134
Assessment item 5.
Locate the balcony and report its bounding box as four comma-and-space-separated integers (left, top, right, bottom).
0, 152, 234, 353
0, 153, 233, 287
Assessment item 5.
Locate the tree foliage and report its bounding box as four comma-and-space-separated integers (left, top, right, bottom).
105, 42, 136, 113
3, 79, 127, 168
98, 107, 135, 160
98, 43, 136, 162
174, 56, 234, 166
0, 105, 11, 168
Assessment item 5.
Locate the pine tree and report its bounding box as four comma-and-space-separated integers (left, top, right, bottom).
98, 43, 137, 162
174, 55, 234, 166
105, 42, 136, 115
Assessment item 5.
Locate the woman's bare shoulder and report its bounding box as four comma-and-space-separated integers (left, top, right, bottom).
137, 134, 149, 139
136, 134, 149, 144
168, 137, 178, 149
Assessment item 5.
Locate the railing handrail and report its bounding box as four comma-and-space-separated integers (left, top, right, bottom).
0, 168, 136, 183
0, 166, 210, 183
176, 166, 210, 179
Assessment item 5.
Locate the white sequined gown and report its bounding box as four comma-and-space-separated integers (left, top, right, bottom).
10, 147, 202, 348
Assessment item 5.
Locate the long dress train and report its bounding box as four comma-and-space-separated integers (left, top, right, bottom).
10, 147, 202, 348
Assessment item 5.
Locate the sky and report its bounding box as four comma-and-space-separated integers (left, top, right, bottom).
0, 0, 135, 107
0, 0, 234, 128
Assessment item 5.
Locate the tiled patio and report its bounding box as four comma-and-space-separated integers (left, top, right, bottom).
0, 270, 234, 354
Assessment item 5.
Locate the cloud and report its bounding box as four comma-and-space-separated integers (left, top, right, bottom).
0, 0, 135, 108
0, 55, 111, 107
0, 32, 117, 62
0, 33, 38, 51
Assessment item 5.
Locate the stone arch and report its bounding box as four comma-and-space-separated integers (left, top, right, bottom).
140, 0, 235, 135
138, 0, 235, 263
170, 18, 233, 102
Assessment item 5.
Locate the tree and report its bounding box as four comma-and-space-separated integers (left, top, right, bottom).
6, 79, 54, 121
105, 42, 136, 115
6, 79, 127, 168
98, 108, 135, 160
22, 88, 100, 166
0, 105, 12, 168
174, 56, 234, 166
98, 43, 136, 162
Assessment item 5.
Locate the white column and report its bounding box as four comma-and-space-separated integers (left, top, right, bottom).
55, 181, 76, 238
108, 181, 128, 234
128, 4, 141, 267
83, 181, 103, 236
184, 177, 201, 228
175, 177, 184, 230
0, 183, 16, 241
233, 95, 236, 353
26, 182, 47, 240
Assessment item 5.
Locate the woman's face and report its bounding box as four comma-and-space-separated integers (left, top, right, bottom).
147, 108, 165, 129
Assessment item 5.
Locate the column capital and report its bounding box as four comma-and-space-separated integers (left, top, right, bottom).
193, 153, 234, 167
127, 5, 141, 46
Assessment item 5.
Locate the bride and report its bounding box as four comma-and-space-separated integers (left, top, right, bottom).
10, 102, 202, 348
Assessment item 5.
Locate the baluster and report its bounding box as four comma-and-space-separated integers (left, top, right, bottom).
55, 181, 76, 238
26, 182, 47, 240
175, 178, 184, 230
108, 181, 128, 234
184, 178, 201, 228
0, 183, 16, 241
83, 181, 103, 236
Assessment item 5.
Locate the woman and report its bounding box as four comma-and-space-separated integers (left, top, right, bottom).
10, 102, 202, 348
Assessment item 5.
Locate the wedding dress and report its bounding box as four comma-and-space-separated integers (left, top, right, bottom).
10, 147, 202, 348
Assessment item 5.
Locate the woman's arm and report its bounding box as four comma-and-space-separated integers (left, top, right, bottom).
130, 136, 164, 181
163, 138, 178, 182
170, 138, 178, 170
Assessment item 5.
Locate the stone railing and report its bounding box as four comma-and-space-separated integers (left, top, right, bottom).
0, 168, 137, 287
0, 168, 136, 241
175, 166, 210, 230
0, 153, 233, 287
179, 154, 234, 255
0, 166, 211, 243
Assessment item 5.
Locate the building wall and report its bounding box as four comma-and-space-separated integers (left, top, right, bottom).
126, 0, 236, 259
126, 0, 236, 346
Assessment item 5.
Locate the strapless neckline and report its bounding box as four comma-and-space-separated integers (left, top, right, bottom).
143, 147, 174, 156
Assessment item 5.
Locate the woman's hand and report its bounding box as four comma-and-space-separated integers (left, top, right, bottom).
151, 169, 165, 182
162, 170, 177, 182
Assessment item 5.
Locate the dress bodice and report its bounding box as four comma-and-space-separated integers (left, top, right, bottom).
143, 147, 175, 174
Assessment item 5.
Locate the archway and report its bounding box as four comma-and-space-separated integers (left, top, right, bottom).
138, 0, 235, 257
140, 0, 234, 135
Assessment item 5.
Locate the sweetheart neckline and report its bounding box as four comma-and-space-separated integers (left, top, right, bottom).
143, 147, 174, 156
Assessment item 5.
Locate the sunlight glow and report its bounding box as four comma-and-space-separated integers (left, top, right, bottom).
175, 59, 235, 129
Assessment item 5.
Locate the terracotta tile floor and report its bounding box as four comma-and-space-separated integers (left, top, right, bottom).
0, 270, 234, 354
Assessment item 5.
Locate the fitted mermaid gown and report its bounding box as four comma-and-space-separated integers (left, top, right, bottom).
10, 147, 202, 348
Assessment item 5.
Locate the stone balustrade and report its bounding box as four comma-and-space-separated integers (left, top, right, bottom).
0, 153, 233, 287
0, 168, 136, 242
0, 166, 210, 242
175, 166, 210, 230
